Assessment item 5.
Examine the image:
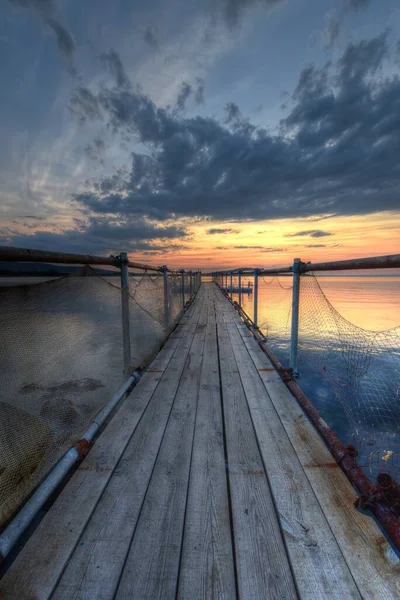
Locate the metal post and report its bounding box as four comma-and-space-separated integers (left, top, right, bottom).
230, 271, 233, 296
120, 252, 131, 374
290, 258, 301, 377
238, 270, 242, 306
163, 265, 169, 329
181, 270, 185, 308
190, 270, 193, 297
253, 269, 259, 328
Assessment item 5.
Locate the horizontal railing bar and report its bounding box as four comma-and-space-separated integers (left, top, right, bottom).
0, 246, 121, 267
0, 246, 201, 274
301, 253, 400, 273
207, 253, 400, 275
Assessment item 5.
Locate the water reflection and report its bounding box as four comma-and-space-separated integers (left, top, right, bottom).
231, 275, 400, 480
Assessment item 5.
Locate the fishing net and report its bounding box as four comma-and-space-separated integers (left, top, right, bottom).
240, 273, 400, 482
297, 274, 400, 482
0, 267, 191, 527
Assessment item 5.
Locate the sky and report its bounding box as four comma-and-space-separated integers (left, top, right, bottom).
0, 0, 399, 270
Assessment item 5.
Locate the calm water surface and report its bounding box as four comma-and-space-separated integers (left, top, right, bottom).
231, 275, 400, 478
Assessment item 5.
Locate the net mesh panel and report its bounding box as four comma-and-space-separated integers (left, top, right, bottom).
297, 274, 400, 482
244, 273, 400, 482
0, 268, 189, 526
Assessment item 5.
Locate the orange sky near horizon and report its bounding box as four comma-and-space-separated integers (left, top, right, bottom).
128, 211, 400, 271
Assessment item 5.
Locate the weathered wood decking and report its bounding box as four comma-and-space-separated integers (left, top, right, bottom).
0, 284, 399, 599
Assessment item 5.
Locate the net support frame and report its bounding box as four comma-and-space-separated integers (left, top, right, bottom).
290, 258, 301, 378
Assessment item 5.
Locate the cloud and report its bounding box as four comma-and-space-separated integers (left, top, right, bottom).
224, 101, 241, 123
143, 25, 160, 53
0, 216, 188, 254
69, 87, 102, 122
305, 244, 327, 248
68, 33, 399, 229
286, 230, 333, 238
261, 247, 286, 252
207, 228, 239, 234
217, 0, 284, 30
9, 0, 75, 59
175, 82, 192, 111
194, 78, 205, 104
101, 49, 130, 89
234, 245, 263, 249
325, 0, 372, 48
84, 138, 106, 163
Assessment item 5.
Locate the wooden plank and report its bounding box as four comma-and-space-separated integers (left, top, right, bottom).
113, 304, 207, 599
235, 320, 400, 600
226, 322, 361, 599
217, 321, 297, 600
0, 297, 204, 600
50, 296, 207, 600
177, 321, 236, 600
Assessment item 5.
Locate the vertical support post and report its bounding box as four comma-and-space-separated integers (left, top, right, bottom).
120, 252, 131, 375
290, 258, 301, 377
190, 270, 193, 297
163, 265, 169, 330
238, 270, 242, 306
181, 270, 185, 309
253, 269, 259, 328
230, 271, 233, 296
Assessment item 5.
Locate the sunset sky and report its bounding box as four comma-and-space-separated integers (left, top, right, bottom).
1, 0, 399, 270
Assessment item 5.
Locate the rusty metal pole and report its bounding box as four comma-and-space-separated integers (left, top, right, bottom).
290, 258, 301, 377
163, 265, 169, 329
120, 252, 131, 375
253, 269, 259, 327
181, 270, 185, 308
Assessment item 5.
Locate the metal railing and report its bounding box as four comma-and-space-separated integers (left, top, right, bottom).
209, 253, 400, 376
208, 253, 400, 550
0, 246, 202, 562
0, 246, 202, 375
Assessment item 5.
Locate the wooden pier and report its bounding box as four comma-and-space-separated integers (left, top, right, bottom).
0, 284, 399, 599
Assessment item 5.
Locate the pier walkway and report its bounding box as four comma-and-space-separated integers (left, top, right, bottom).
0, 284, 398, 599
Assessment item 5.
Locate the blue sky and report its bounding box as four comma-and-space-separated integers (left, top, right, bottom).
1, 0, 399, 266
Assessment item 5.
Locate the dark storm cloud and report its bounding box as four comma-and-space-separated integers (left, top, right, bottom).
71, 33, 399, 225
143, 25, 160, 53
101, 50, 130, 89
175, 82, 192, 111
348, 0, 370, 10
207, 228, 239, 234
68, 87, 102, 122
219, 0, 284, 29
326, 0, 372, 48
84, 138, 106, 163
194, 78, 205, 105
224, 102, 241, 123
9, 0, 75, 58
286, 230, 333, 238
0, 216, 188, 254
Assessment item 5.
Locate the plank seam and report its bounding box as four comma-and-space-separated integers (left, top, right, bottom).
215, 307, 240, 600
231, 320, 365, 598
175, 304, 207, 600
223, 321, 300, 599
111, 297, 206, 600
